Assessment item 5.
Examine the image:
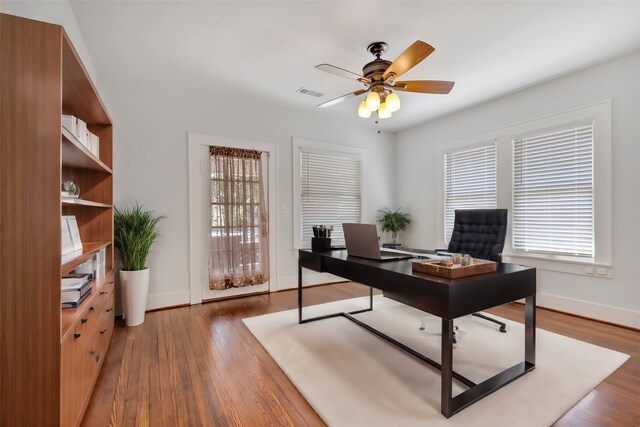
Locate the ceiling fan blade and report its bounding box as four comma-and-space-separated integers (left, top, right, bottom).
383, 41, 435, 81
316, 64, 371, 84
317, 89, 367, 108
391, 80, 455, 94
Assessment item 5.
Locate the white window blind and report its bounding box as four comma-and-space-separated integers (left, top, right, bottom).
512, 122, 594, 257
444, 143, 497, 242
301, 151, 361, 247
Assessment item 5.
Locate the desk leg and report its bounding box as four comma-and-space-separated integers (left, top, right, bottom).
369, 287, 373, 310
525, 294, 536, 365
441, 319, 454, 418
298, 264, 303, 324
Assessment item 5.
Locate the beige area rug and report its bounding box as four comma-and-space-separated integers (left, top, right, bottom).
243, 296, 629, 427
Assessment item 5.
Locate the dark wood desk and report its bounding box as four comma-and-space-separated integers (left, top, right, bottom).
298, 249, 536, 418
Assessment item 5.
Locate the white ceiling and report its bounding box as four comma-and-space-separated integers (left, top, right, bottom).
70, 1, 640, 133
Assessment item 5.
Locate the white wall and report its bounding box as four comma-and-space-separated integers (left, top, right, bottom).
100, 73, 395, 308
396, 51, 640, 327
2, 0, 98, 83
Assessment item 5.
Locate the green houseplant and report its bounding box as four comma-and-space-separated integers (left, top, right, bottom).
114, 204, 164, 326
377, 208, 413, 244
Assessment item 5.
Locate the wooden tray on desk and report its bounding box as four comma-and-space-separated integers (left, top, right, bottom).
412, 258, 496, 279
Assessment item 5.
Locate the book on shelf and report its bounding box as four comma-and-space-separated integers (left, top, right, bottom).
74, 259, 95, 281
64, 215, 83, 254
61, 281, 92, 303
61, 287, 92, 308
88, 132, 100, 157
96, 248, 106, 279
61, 217, 75, 262
62, 115, 77, 136
62, 273, 92, 287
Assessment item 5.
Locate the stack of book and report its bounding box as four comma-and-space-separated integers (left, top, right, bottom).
62, 114, 100, 157
61, 273, 92, 308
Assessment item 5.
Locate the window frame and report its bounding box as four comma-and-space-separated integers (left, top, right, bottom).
437, 100, 611, 275
292, 137, 368, 250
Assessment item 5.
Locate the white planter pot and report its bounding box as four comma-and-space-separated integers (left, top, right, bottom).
119, 268, 150, 327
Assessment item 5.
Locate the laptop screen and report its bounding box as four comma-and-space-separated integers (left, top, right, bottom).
342, 223, 382, 259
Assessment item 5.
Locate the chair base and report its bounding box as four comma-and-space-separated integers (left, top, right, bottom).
472, 312, 507, 332
419, 320, 459, 343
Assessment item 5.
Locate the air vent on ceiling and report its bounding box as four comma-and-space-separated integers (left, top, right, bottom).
296, 87, 324, 98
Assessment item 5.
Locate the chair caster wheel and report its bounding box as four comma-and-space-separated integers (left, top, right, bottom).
419, 326, 425, 331
499, 326, 507, 333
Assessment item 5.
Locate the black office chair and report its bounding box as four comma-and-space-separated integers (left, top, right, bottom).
420, 209, 509, 341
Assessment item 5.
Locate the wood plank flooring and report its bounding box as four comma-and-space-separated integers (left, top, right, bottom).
82, 283, 640, 427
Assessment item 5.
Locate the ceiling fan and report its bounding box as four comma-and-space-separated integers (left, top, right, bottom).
315, 40, 454, 119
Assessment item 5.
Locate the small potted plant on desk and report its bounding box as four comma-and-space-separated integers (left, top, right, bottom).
114, 203, 164, 327
377, 207, 412, 248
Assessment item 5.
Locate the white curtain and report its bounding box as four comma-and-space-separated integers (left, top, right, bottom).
209, 146, 269, 290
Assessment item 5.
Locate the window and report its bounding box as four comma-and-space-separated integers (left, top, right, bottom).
437, 100, 611, 274
512, 123, 594, 257
443, 142, 497, 242
300, 152, 361, 246
293, 138, 367, 249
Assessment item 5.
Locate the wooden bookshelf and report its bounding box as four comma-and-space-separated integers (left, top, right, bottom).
1, 13, 115, 427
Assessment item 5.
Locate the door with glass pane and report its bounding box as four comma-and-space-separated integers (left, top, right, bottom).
202, 146, 269, 300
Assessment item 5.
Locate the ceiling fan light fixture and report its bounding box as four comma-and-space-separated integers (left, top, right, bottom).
358, 101, 372, 118
386, 92, 401, 112
378, 102, 391, 119
365, 91, 380, 111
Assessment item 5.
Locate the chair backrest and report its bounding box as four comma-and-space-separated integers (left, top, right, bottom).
447, 209, 508, 262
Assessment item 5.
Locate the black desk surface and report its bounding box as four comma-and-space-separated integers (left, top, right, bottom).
299, 249, 536, 320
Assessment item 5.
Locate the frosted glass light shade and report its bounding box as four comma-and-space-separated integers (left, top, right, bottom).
386, 92, 401, 112
366, 91, 380, 111
358, 101, 371, 118
378, 102, 391, 119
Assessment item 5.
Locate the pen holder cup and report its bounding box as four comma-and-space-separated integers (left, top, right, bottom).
311, 237, 331, 252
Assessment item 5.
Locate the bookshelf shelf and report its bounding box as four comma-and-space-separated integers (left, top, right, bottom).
61, 242, 111, 275
61, 127, 112, 173
62, 198, 112, 208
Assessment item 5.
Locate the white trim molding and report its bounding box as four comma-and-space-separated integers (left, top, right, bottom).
536, 293, 640, 329
146, 290, 191, 311
187, 132, 278, 304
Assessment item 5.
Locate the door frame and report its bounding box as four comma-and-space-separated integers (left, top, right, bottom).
188, 132, 278, 304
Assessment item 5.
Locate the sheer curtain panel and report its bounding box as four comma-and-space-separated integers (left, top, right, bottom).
209, 146, 269, 290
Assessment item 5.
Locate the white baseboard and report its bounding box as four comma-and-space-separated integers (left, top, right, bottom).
536, 293, 639, 329
276, 273, 345, 291
146, 290, 190, 311
137, 287, 639, 330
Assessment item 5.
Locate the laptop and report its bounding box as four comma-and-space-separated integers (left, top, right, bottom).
342, 223, 413, 261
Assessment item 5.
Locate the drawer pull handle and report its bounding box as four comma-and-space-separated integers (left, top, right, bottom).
96, 355, 101, 363
108, 281, 114, 284
106, 308, 113, 312
81, 318, 88, 324
100, 329, 108, 334
89, 306, 95, 311
100, 291, 107, 295
73, 333, 81, 340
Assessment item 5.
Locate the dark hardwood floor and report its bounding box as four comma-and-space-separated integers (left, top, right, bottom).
82, 283, 640, 427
